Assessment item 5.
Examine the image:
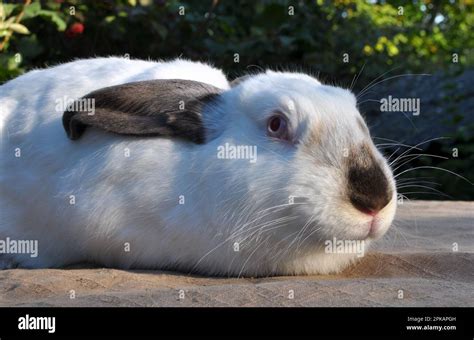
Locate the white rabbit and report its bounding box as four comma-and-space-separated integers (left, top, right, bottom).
0, 57, 397, 276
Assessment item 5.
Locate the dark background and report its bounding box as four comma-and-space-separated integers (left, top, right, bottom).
1, 0, 473, 199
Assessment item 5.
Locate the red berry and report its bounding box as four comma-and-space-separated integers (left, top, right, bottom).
65, 22, 84, 38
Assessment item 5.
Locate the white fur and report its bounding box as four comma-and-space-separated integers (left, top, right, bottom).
0, 58, 396, 276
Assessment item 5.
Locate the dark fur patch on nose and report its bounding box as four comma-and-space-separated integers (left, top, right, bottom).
347, 144, 392, 213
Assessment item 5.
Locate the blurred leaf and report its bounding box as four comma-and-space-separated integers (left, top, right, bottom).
22, 2, 41, 20
37, 10, 67, 31
9, 23, 30, 34
0, 3, 4, 22
1, 4, 18, 18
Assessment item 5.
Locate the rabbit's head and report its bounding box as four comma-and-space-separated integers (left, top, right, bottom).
212, 72, 397, 245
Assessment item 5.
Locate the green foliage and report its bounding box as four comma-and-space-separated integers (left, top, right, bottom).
0, 0, 473, 199
2, 1, 473, 83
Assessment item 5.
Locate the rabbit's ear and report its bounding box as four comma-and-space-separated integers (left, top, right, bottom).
62, 79, 222, 144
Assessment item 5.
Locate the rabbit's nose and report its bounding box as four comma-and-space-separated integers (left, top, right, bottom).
350, 194, 389, 216
348, 165, 391, 215
347, 146, 392, 215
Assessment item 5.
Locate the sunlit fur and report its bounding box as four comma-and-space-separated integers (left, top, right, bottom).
0, 57, 396, 276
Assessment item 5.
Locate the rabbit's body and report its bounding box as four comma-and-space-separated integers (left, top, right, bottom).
1, 57, 397, 276
1, 57, 231, 270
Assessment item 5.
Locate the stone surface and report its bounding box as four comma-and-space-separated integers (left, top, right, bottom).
0, 200, 473, 307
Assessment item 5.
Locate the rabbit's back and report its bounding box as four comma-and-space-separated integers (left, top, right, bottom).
1, 57, 229, 134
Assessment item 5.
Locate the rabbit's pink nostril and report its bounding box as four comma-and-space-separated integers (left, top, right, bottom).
355, 206, 378, 216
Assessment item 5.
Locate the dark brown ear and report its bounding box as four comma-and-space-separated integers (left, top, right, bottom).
62, 79, 223, 144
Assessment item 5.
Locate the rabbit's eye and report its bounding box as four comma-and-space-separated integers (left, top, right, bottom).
267, 114, 290, 140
